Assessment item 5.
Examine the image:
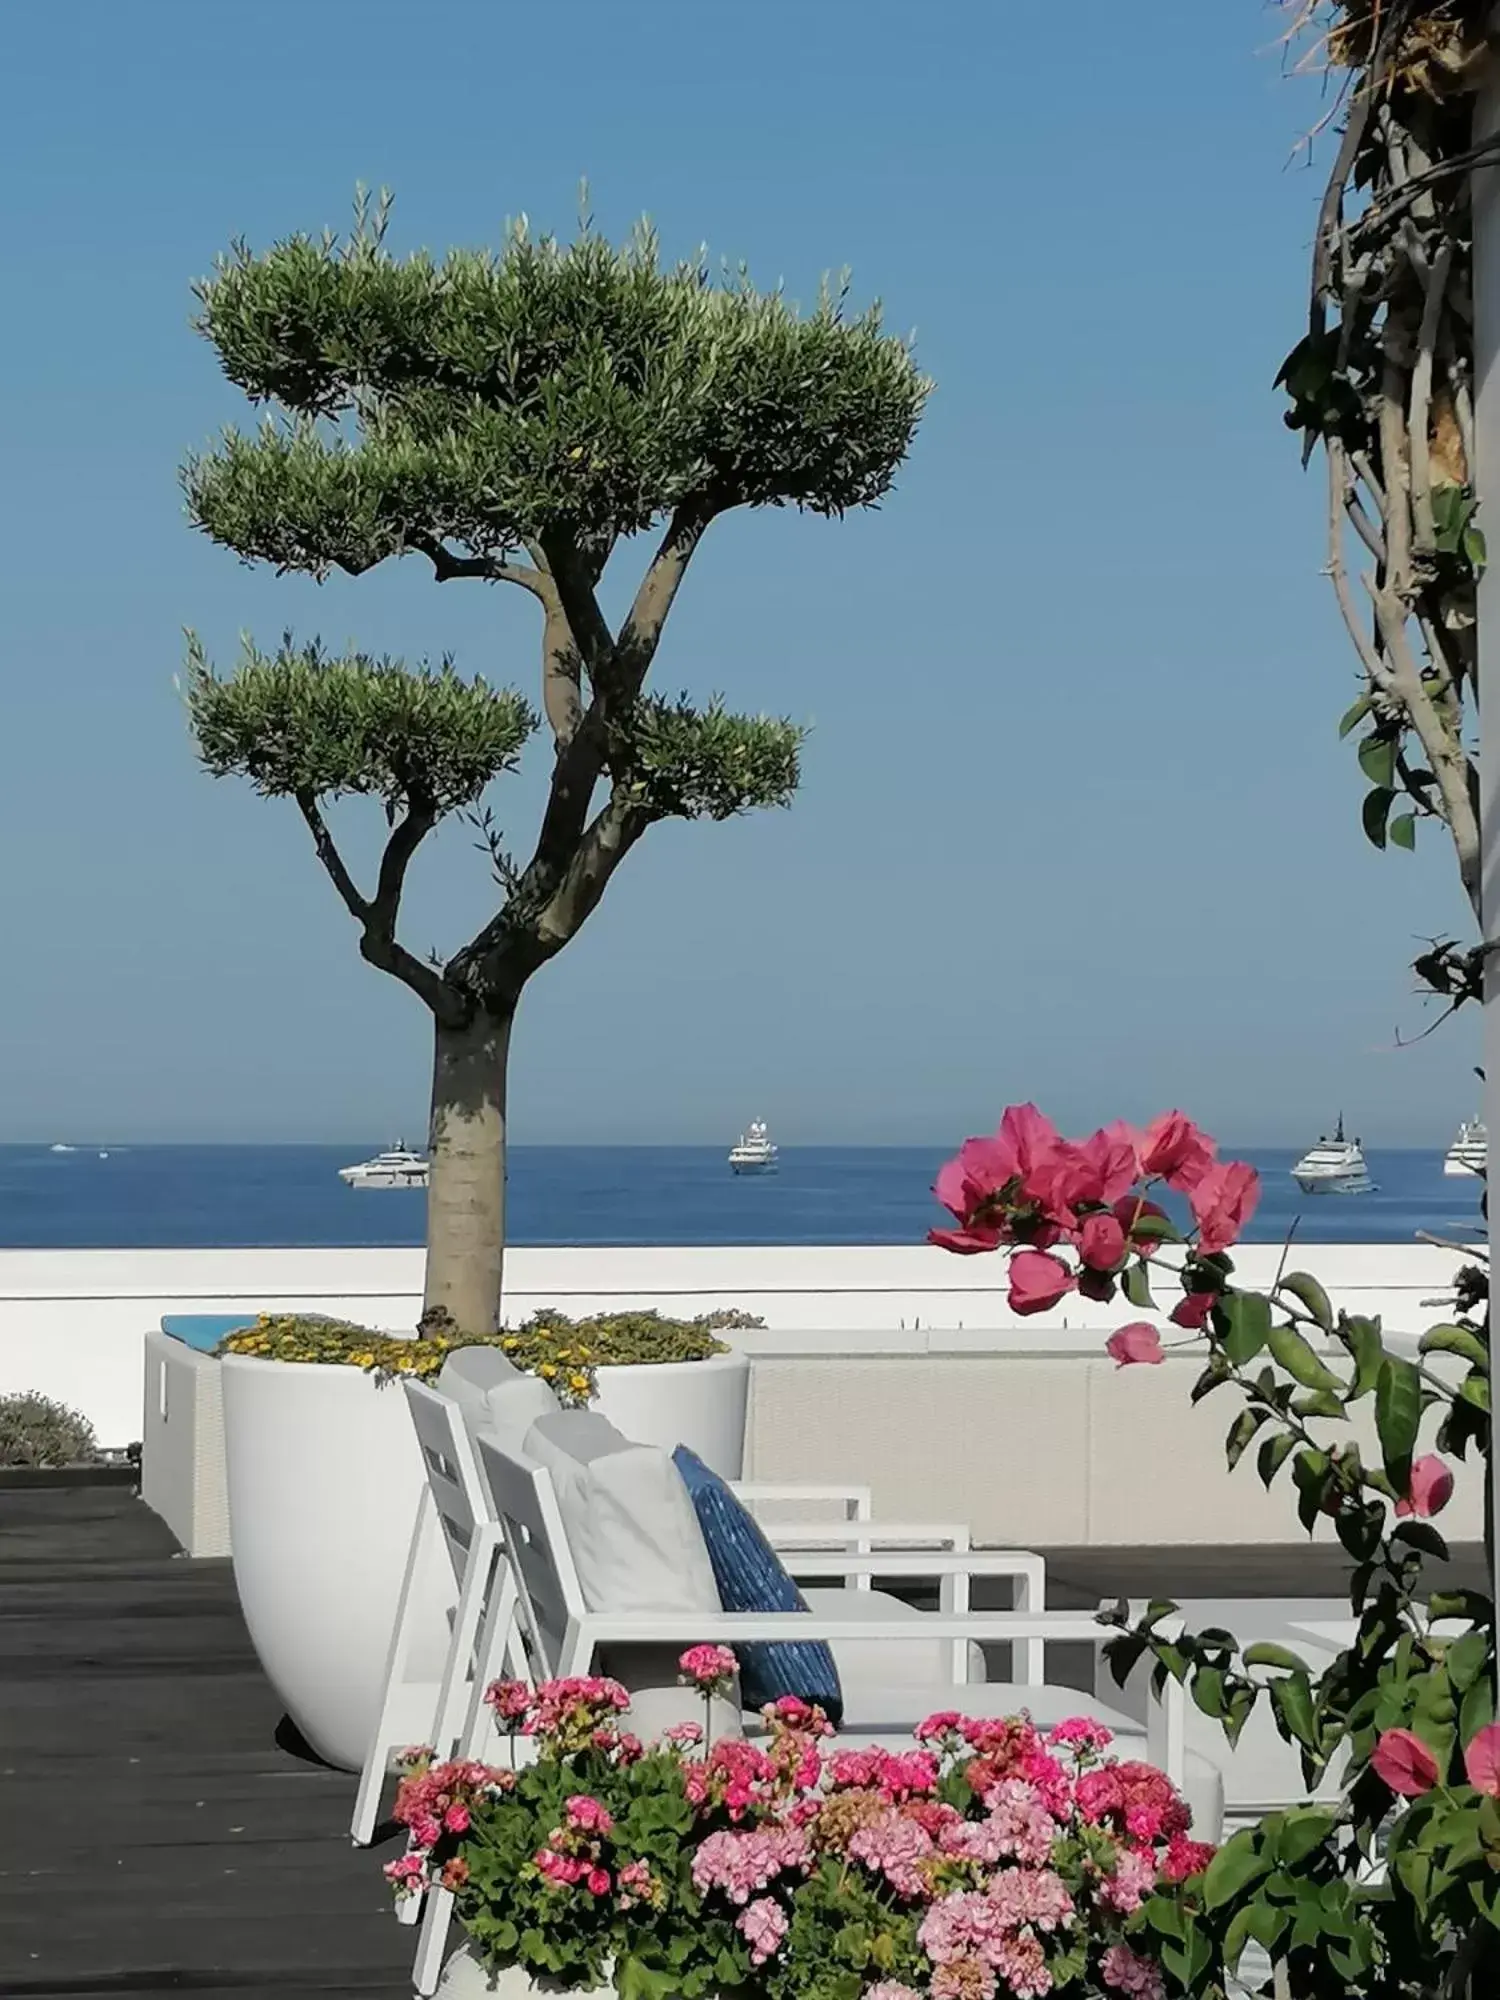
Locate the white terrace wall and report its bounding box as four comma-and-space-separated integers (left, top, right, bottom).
0, 1242, 1482, 1549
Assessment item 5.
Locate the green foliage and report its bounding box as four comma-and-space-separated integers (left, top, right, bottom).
615, 694, 803, 821
186, 206, 930, 566
0, 1392, 100, 1467
1107, 1250, 1498, 1998
186, 632, 537, 811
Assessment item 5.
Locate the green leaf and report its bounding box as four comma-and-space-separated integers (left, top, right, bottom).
1226, 1407, 1270, 1469
1392, 1520, 1450, 1561
1419, 1323, 1489, 1369
1280, 1271, 1333, 1331
1291, 1388, 1347, 1420
1341, 1316, 1387, 1400
1461, 1373, 1491, 1413
1362, 785, 1396, 848
1203, 1833, 1273, 1909
1122, 1261, 1154, 1310
1376, 1355, 1423, 1490
1243, 1641, 1311, 1673
1191, 1667, 1227, 1718
1268, 1321, 1344, 1394
1220, 1290, 1272, 1366
1358, 735, 1397, 788
1269, 1673, 1318, 1748
1389, 812, 1416, 851
1257, 1432, 1297, 1488
1272, 1807, 1338, 1865
1337, 694, 1372, 738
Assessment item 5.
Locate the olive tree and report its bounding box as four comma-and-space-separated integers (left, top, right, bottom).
183, 199, 928, 1328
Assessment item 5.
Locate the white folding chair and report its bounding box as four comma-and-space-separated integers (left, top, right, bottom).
350, 1379, 517, 1850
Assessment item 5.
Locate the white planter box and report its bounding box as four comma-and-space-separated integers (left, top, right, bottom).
591, 1347, 749, 1478
140, 1328, 231, 1558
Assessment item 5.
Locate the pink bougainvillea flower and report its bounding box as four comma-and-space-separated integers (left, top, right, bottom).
1076, 1122, 1142, 1205
1372, 1728, 1440, 1796
934, 1134, 1018, 1219
1170, 1291, 1216, 1331
1137, 1111, 1216, 1191
928, 1223, 1005, 1255
1078, 1211, 1127, 1274
1463, 1722, 1500, 1797
1105, 1323, 1164, 1367
999, 1102, 1064, 1177
1007, 1249, 1077, 1316
1188, 1159, 1260, 1255
1394, 1455, 1455, 1519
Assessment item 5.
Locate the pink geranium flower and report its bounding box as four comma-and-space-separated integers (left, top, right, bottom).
1105, 1323, 1163, 1367
1188, 1159, 1260, 1255
1371, 1728, 1440, 1796
679, 1644, 738, 1692
1394, 1455, 1455, 1519
1008, 1249, 1076, 1316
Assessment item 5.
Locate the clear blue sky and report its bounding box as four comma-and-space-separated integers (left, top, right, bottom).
0, 1, 1478, 1146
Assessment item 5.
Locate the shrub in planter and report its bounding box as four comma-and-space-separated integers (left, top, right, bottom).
0, 1392, 100, 1467
216, 1307, 762, 1407
385, 1651, 1209, 2000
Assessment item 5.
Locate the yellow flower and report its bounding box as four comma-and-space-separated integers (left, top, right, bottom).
539, 1362, 557, 1378
569, 1373, 591, 1393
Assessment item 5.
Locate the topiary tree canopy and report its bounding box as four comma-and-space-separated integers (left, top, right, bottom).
184, 196, 929, 1329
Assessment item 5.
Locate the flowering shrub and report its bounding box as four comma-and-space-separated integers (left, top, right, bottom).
930, 1104, 1498, 1997
216, 1305, 758, 1401
384, 1658, 1209, 1999
0, 1391, 101, 1466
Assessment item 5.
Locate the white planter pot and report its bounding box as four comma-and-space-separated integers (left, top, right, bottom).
590, 1348, 749, 1478
435, 1945, 611, 2000
220, 1353, 452, 1773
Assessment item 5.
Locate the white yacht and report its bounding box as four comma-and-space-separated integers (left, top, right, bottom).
338, 1142, 429, 1189
728, 1119, 779, 1175
1291, 1116, 1374, 1195
1444, 1117, 1487, 1178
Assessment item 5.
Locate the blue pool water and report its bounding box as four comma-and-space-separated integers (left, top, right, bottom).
0, 1144, 1482, 1250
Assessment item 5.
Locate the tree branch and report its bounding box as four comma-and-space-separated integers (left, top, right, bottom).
1408, 239, 1454, 551
296, 794, 370, 921
613, 500, 717, 694
411, 535, 551, 599
532, 790, 652, 956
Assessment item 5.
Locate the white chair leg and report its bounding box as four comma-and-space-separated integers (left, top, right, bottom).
429, 1524, 500, 1759
352, 1487, 440, 1846
413, 1883, 454, 1995
455, 1560, 519, 1762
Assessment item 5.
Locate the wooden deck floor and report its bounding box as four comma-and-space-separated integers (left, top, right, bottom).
0, 1481, 411, 1999
2, 1481, 1487, 1998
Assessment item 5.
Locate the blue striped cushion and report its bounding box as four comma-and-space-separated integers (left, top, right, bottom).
672, 1445, 843, 1724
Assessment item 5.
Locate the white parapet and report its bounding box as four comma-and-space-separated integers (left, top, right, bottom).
0, 1241, 1483, 1553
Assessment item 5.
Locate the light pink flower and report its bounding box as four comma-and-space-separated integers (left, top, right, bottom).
663, 1720, 705, 1748
1008, 1250, 1076, 1316
848, 1811, 935, 1897
930, 1959, 999, 2000
990, 1934, 1052, 2000
1105, 1323, 1163, 1368
564, 1794, 614, 1834
985, 1779, 1059, 1867
1100, 1944, 1164, 2000
1395, 1455, 1455, 1519
1097, 1845, 1155, 1913
442, 1803, 470, 1835
985, 1865, 1074, 1931
692, 1825, 811, 1903
1464, 1722, 1500, 1797
1137, 1111, 1216, 1191
486, 1678, 532, 1722
865, 1987, 923, 2000
616, 1859, 655, 1904
737, 1896, 788, 1965
1188, 1160, 1259, 1255
1372, 1728, 1440, 1796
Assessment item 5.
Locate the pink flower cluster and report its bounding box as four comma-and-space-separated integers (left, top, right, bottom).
929, 1104, 1260, 1376
680, 1643, 739, 1693
692, 1823, 813, 1903
384, 1755, 514, 1899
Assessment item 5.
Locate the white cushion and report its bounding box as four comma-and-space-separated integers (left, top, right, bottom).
437, 1348, 559, 1456
800, 1588, 987, 1697
522, 1409, 719, 1614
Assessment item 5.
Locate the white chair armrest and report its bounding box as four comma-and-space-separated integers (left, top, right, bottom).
761, 1522, 970, 1549
733, 1481, 872, 1521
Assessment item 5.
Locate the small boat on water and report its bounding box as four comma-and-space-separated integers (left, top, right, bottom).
728, 1119, 779, 1176
1444, 1117, 1487, 1178
1291, 1115, 1375, 1195
338, 1142, 429, 1189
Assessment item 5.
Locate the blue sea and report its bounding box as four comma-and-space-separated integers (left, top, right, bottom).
0, 1145, 1482, 1250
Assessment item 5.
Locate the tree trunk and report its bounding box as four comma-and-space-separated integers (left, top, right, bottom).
423, 1005, 514, 1330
